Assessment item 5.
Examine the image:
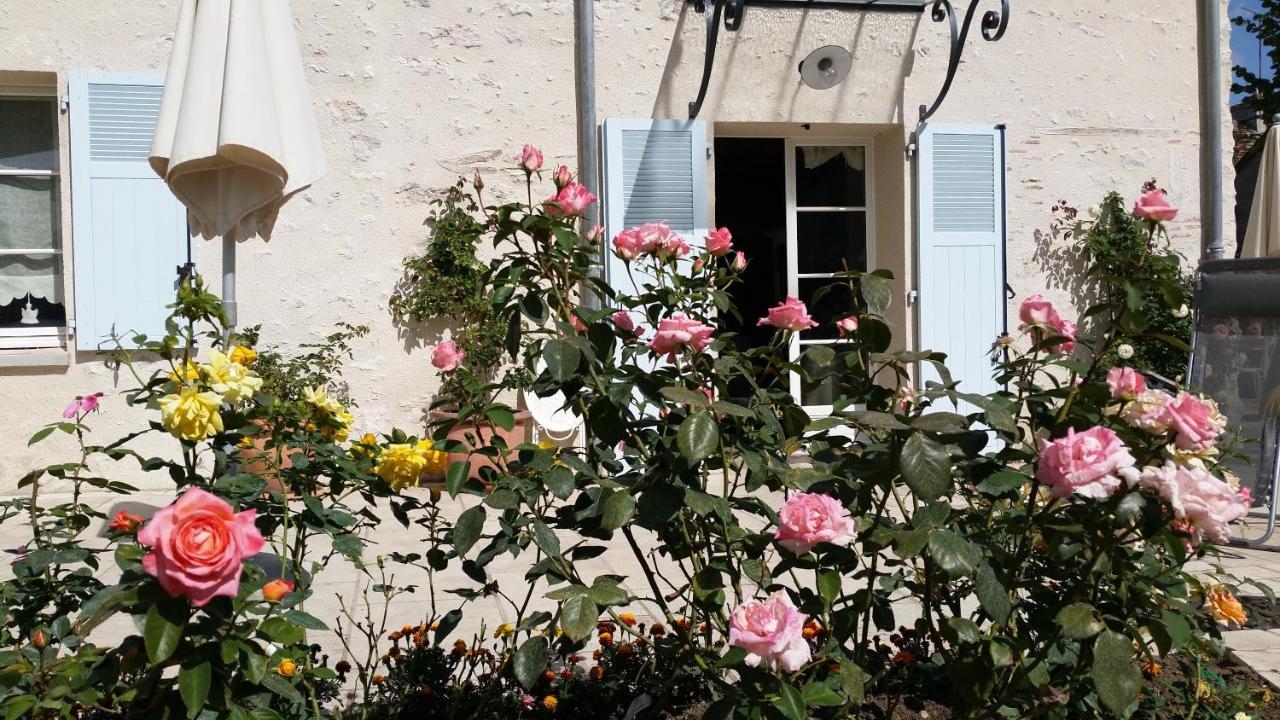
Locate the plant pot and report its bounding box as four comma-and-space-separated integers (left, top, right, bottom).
428, 409, 531, 483
237, 423, 296, 496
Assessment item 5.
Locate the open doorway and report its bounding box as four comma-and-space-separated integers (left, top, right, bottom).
713, 135, 873, 411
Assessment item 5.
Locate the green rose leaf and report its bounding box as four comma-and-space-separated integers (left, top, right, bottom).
840, 662, 866, 705
1057, 602, 1105, 640
453, 505, 486, 556
512, 636, 549, 690
560, 594, 598, 641
678, 411, 719, 462
179, 660, 212, 718
543, 340, 581, 382
901, 434, 952, 501
1092, 630, 1142, 715
861, 273, 892, 317
144, 597, 186, 664
927, 529, 980, 577
258, 617, 305, 645
601, 491, 636, 531
531, 519, 562, 557
544, 465, 575, 499
975, 562, 1012, 625
775, 683, 806, 720
801, 681, 845, 707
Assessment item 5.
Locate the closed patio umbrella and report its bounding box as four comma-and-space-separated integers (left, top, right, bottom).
149, 0, 325, 328
1242, 118, 1279, 259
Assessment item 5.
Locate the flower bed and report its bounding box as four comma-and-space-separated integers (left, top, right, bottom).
0, 150, 1271, 720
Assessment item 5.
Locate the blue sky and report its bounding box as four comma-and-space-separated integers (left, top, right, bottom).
1230, 0, 1270, 101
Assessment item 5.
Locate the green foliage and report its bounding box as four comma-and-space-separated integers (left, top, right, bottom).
1232, 0, 1280, 120
1057, 187, 1194, 383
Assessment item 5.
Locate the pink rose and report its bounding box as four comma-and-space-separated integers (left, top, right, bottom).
431, 341, 466, 372
732, 251, 748, 271
518, 144, 543, 173
631, 222, 690, 259
1121, 389, 1174, 433
1019, 294, 1059, 327
705, 227, 733, 256
1106, 367, 1146, 400
836, 316, 859, 337
1162, 392, 1225, 450
613, 229, 642, 260
728, 591, 811, 672
1018, 294, 1076, 353
584, 224, 604, 245
552, 164, 573, 189
545, 182, 596, 217
648, 314, 715, 360
63, 392, 104, 419
611, 310, 637, 335
1036, 426, 1137, 500
774, 492, 855, 555
1133, 188, 1178, 223
758, 296, 818, 332
1137, 462, 1247, 545
570, 312, 587, 334
138, 487, 266, 607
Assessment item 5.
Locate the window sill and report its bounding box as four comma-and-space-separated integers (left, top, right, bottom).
0, 349, 72, 368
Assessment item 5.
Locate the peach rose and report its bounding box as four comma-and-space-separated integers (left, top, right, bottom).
518, 144, 544, 173
728, 591, 811, 672
138, 487, 265, 607
262, 578, 295, 603
705, 227, 733, 256
758, 297, 818, 332
648, 314, 715, 361
1121, 389, 1174, 433
545, 182, 596, 218
1036, 427, 1137, 500
774, 492, 855, 555
1106, 367, 1146, 400
431, 341, 465, 372
1162, 392, 1225, 451
1137, 462, 1247, 545
1133, 188, 1178, 223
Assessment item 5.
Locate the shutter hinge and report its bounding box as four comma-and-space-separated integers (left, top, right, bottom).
905, 142, 917, 159
907, 289, 919, 305
59, 95, 70, 113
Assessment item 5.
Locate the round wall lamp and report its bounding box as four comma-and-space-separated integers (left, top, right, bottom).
798, 45, 852, 90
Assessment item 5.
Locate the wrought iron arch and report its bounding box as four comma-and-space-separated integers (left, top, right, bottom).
918, 0, 1010, 123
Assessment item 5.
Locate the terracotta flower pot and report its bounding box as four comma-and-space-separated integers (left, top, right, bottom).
236, 422, 296, 496
428, 409, 531, 483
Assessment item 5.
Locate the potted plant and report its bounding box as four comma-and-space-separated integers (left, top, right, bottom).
390, 180, 530, 483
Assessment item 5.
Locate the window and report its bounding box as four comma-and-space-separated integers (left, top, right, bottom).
787, 141, 873, 410
0, 94, 65, 349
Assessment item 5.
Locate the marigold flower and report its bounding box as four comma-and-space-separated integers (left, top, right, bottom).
1141, 659, 1163, 678
277, 659, 298, 677
598, 632, 613, 646
1207, 586, 1248, 628
108, 510, 144, 534
592, 649, 603, 660
560, 669, 572, 680
618, 612, 637, 627
541, 668, 557, 683
802, 619, 823, 640
589, 666, 604, 680
616, 642, 634, 658
372, 674, 386, 685
494, 623, 516, 638
650, 623, 666, 636
335, 660, 351, 674
158, 386, 225, 442
891, 650, 915, 666
542, 695, 558, 711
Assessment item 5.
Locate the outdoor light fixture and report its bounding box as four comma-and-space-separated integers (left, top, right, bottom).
799, 45, 853, 90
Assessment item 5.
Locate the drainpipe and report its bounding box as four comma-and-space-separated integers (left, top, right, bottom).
574, 0, 599, 230
1198, 0, 1226, 261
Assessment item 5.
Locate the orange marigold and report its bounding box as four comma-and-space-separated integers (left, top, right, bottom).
598, 632, 614, 646
618, 613, 638, 627
542, 696, 558, 711
589, 666, 604, 680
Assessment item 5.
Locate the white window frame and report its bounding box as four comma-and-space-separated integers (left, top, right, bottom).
0, 91, 67, 351
784, 137, 876, 415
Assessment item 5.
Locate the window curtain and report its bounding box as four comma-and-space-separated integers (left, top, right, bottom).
0, 176, 61, 313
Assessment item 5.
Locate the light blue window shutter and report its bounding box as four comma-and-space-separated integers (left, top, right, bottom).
601, 118, 708, 297
916, 124, 1007, 408
69, 72, 190, 351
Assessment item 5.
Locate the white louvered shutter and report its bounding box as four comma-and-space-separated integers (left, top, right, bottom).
601, 118, 708, 297
916, 124, 1007, 409
69, 72, 190, 351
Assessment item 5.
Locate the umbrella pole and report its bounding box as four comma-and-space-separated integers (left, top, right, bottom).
222, 235, 237, 339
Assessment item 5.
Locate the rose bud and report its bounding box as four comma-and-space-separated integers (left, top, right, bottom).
263, 578, 295, 603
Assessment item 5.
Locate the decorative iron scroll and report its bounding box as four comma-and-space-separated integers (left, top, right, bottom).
688, 0, 745, 119
918, 0, 1010, 122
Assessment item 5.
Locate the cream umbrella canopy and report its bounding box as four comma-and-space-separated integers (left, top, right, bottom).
1242, 119, 1279, 259
149, 0, 325, 328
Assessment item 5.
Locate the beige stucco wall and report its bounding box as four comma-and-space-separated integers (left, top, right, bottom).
0, 0, 1236, 490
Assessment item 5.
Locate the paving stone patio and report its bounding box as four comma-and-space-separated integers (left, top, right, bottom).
8, 489, 1280, 689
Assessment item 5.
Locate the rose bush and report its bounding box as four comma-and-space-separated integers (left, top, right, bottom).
0, 146, 1267, 720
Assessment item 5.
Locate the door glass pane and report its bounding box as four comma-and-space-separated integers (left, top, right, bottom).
801, 345, 855, 406
797, 211, 866, 274
795, 146, 865, 207
0, 253, 65, 329
798, 277, 855, 340
0, 176, 59, 250
0, 98, 57, 172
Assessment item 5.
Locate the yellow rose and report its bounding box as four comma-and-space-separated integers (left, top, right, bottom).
1207, 585, 1248, 628
201, 349, 263, 405
168, 360, 201, 384
277, 658, 297, 677
494, 623, 515, 638
325, 410, 354, 444
303, 386, 345, 416
375, 443, 429, 489
159, 386, 225, 442
415, 439, 449, 477
228, 345, 257, 366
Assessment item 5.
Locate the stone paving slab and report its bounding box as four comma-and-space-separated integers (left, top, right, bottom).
9, 491, 1280, 688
